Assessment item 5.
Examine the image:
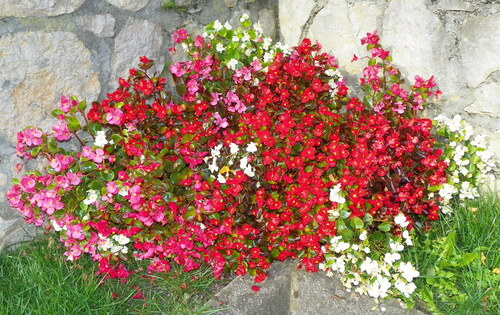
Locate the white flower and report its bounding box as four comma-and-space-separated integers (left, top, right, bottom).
229, 143, 239, 154
246, 142, 258, 153
360, 257, 379, 275
217, 174, 226, 184
213, 20, 223, 31
394, 213, 409, 228
227, 59, 238, 70
398, 261, 420, 282
83, 190, 98, 205
242, 34, 250, 42
367, 276, 391, 298
51, 220, 63, 232
359, 230, 368, 241
216, 43, 225, 52
239, 13, 249, 22
471, 135, 486, 148
223, 21, 232, 30
384, 252, 401, 265
262, 37, 272, 50
438, 183, 458, 202
94, 130, 108, 147
232, 36, 239, 42
208, 160, 218, 173
263, 52, 273, 63
329, 184, 346, 204
112, 234, 130, 245
395, 280, 416, 298
390, 241, 404, 252
253, 22, 263, 34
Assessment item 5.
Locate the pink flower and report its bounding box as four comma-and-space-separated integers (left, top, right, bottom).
50, 155, 74, 172
251, 59, 262, 72
170, 62, 186, 77
392, 101, 406, 114
66, 223, 86, 240
214, 112, 229, 129
22, 128, 43, 146
20, 176, 36, 193
210, 92, 221, 106
106, 108, 123, 125
59, 95, 77, 113
173, 29, 188, 43
52, 122, 71, 141
106, 182, 119, 195
186, 79, 199, 94
66, 172, 82, 186
194, 35, 204, 47
361, 30, 379, 45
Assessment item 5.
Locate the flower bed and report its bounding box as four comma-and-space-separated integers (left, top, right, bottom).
6, 15, 496, 304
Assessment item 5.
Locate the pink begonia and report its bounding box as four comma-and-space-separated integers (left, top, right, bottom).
20, 176, 36, 193
22, 128, 43, 146
392, 101, 406, 114
65, 244, 83, 261
6, 185, 23, 207
172, 29, 188, 43
210, 92, 221, 106
186, 79, 199, 94
106, 182, 119, 195
59, 95, 76, 113
66, 223, 86, 240
106, 108, 123, 125
66, 172, 82, 186
50, 154, 74, 172
224, 91, 246, 113
251, 59, 262, 72
170, 62, 186, 77
214, 112, 228, 129
194, 35, 204, 48
52, 122, 72, 141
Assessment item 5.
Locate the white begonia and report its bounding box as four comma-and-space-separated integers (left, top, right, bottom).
330, 236, 350, 253
394, 213, 409, 228
242, 34, 250, 42
246, 142, 257, 153
438, 183, 458, 202
208, 160, 218, 173
329, 184, 346, 204
229, 143, 239, 154
459, 181, 479, 199
263, 52, 274, 63
384, 252, 401, 266
398, 261, 420, 282
394, 279, 417, 298
232, 36, 239, 42
213, 20, 223, 31
217, 174, 226, 184
360, 257, 379, 276
367, 275, 391, 298
216, 43, 225, 52
262, 37, 272, 50
239, 13, 249, 22
118, 187, 128, 197
448, 115, 462, 133
253, 22, 263, 34
181, 42, 189, 51
98, 236, 112, 251
471, 134, 486, 148
328, 209, 340, 219
51, 220, 63, 232
94, 130, 108, 147
389, 241, 404, 252
359, 230, 368, 241
112, 234, 130, 245
223, 21, 232, 30
83, 190, 98, 205
227, 59, 238, 70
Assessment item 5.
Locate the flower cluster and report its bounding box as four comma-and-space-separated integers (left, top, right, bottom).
6, 16, 495, 305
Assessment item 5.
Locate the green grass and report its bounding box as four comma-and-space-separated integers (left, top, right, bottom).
0, 235, 228, 314
404, 191, 500, 314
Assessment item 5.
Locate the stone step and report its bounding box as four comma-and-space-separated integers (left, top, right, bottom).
208, 260, 425, 315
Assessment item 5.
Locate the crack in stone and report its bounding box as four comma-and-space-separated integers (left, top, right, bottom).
299, 0, 327, 43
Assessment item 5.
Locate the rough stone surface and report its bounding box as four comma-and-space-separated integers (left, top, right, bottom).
382, 0, 448, 84
0, 0, 86, 18
0, 31, 101, 142
75, 14, 116, 38
110, 18, 164, 87
308, 0, 380, 74
465, 82, 500, 118
258, 8, 276, 39
225, 0, 238, 8
279, 0, 316, 46
0, 217, 37, 250
436, 0, 474, 11
460, 12, 500, 88
208, 260, 424, 315
105, 0, 149, 11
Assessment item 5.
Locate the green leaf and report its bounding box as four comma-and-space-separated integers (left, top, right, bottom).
98, 170, 114, 181
371, 231, 384, 242
339, 210, 351, 220
65, 116, 81, 132
378, 222, 392, 232
336, 219, 347, 230
338, 229, 354, 241
51, 109, 64, 117
89, 180, 103, 191
350, 217, 364, 229
81, 162, 96, 172
77, 100, 87, 111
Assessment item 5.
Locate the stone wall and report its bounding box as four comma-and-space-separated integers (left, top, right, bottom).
0, 0, 278, 249
0, 0, 498, 249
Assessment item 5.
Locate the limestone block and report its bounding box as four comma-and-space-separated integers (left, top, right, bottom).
307, 0, 380, 74
279, 0, 316, 46
382, 0, 448, 84
224, 0, 238, 8
105, 0, 149, 11
465, 83, 500, 118
258, 8, 276, 39
436, 0, 474, 11
0, 0, 86, 18
110, 18, 164, 86
75, 14, 116, 38
0, 32, 101, 141
460, 13, 500, 88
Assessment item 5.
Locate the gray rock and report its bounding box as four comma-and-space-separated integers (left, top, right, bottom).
75, 14, 116, 38
0, 217, 37, 250
0, 0, 86, 18
307, 0, 381, 74
208, 260, 424, 315
460, 12, 500, 88
224, 0, 238, 8
110, 17, 164, 87
245, 0, 256, 3
382, 0, 448, 83
465, 82, 500, 118
258, 8, 276, 39
436, 0, 474, 11
105, 0, 149, 11
279, 0, 316, 46
0, 31, 101, 142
